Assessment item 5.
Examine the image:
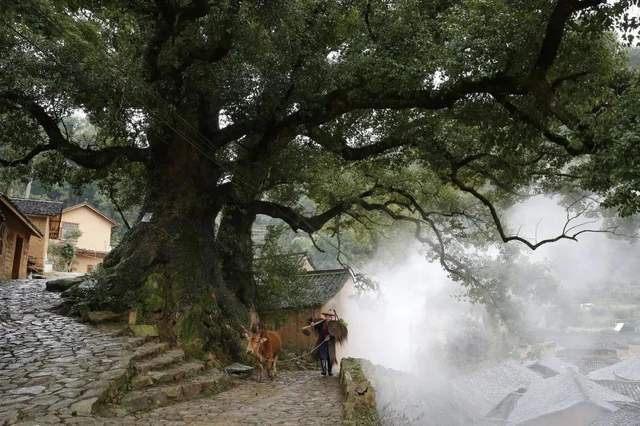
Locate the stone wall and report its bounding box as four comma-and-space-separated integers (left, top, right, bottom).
339, 357, 381, 426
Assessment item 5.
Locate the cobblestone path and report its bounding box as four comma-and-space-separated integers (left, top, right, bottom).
0, 279, 133, 425
0, 279, 344, 425
126, 371, 343, 425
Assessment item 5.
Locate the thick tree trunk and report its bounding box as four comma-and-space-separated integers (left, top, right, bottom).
68, 136, 249, 359
218, 205, 257, 307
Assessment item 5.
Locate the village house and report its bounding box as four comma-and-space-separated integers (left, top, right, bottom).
260, 255, 355, 362
11, 198, 63, 273
587, 355, 640, 401
0, 195, 43, 280
449, 360, 541, 420
498, 371, 632, 425
55, 202, 118, 273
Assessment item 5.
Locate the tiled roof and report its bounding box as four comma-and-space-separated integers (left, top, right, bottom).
75, 248, 109, 258
565, 357, 621, 374
590, 403, 640, 425
506, 371, 632, 425
589, 356, 640, 381
63, 202, 118, 226
262, 269, 351, 310
11, 198, 63, 216
0, 195, 43, 238
485, 390, 524, 421
449, 361, 540, 418
596, 380, 640, 401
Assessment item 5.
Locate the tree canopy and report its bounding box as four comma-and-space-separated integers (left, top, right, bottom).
2, 0, 640, 357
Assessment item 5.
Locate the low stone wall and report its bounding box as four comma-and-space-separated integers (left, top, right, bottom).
339, 357, 381, 426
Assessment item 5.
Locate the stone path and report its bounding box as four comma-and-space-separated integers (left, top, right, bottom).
0, 279, 134, 425
0, 279, 345, 425
126, 371, 343, 425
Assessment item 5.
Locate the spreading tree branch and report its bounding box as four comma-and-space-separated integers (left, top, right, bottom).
0, 91, 149, 168
494, 94, 590, 155
531, 0, 606, 79
305, 128, 411, 160
449, 169, 618, 249
247, 189, 375, 234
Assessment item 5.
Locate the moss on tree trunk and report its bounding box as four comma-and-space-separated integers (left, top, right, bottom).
218, 205, 257, 307
64, 138, 252, 360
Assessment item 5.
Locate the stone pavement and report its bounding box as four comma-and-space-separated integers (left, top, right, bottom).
0, 279, 345, 425
0, 279, 134, 425
126, 370, 343, 425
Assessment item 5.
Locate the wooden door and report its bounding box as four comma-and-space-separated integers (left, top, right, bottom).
11, 236, 23, 279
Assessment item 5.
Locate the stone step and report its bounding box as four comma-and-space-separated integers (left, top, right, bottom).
131, 342, 170, 361
120, 369, 231, 413
126, 336, 148, 349
134, 349, 185, 374
131, 361, 206, 389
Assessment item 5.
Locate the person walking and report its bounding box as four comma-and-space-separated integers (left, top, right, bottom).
305, 315, 335, 376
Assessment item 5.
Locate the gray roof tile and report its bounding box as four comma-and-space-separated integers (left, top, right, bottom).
590, 403, 640, 425
589, 356, 640, 381
507, 371, 632, 424
11, 198, 63, 216
449, 361, 540, 418
597, 381, 640, 401
263, 269, 351, 310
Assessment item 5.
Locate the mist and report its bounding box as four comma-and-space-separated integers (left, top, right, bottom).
342, 248, 472, 374
339, 195, 640, 425
509, 195, 640, 293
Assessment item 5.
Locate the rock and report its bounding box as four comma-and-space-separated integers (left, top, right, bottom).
45, 277, 85, 292
9, 385, 46, 395
84, 311, 122, 324
163, 385, 182, 399
130, 325, 159, 337
60, 279, 96, 300
339, 358, 381, 426
224, 363, 254, 378
180, 382, 202, 399
69, 397, 98, 416
131, 375, 154, 389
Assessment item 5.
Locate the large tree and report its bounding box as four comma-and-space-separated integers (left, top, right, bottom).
1, 0, 639, 357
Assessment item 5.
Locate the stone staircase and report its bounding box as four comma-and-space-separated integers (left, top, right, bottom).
101, 339, 231, 416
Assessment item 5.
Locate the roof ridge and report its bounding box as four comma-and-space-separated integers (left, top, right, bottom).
63, 202, 119, 226
0, 195, 44, 238
572, 371, 591, 401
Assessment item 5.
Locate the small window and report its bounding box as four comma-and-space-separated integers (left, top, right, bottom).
61, 222, 80, 240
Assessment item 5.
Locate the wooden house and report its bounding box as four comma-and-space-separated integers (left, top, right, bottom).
11, 198, 63, 272
0, 195, 43, 280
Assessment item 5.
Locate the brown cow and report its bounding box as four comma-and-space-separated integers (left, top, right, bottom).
242, 326, 282, 381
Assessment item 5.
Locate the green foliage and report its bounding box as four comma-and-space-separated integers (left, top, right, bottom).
62, 227, 81, 242
255, 225, 305, 315
3, 0, 640, 354
629, 47, 640, 70
48, 241, 75, 272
